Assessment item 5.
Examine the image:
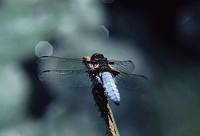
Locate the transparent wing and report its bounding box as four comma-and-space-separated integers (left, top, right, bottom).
38, 56, 86, 72
37, 56, 91, 95
39, 69, 91, 94
38, 56, 135, 74
109, 59, 135, 74
115, 72, 149, 94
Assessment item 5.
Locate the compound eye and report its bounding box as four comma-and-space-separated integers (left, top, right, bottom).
90, 61, 97, 64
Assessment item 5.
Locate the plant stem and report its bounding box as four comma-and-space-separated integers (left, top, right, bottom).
92, 87, 120, 136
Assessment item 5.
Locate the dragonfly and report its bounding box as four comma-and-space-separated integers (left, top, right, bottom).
38, 53, 148, 106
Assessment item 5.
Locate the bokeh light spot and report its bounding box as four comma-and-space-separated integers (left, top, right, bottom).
35, 41, 53, 57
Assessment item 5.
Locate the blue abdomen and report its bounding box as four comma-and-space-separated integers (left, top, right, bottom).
101, 72, 120, 105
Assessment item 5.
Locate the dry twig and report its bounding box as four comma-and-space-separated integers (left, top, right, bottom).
92, 86, 120, 136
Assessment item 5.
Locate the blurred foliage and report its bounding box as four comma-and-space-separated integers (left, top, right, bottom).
0, 0, 106, 135
0, 0, 103, 63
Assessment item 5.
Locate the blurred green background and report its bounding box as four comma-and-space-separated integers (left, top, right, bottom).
0, 0, 200, 136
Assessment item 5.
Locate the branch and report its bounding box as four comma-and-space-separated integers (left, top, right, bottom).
92, 84, 120, 136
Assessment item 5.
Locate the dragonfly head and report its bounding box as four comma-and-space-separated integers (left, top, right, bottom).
91, 53, 108, 68
91, 53, 105, 61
